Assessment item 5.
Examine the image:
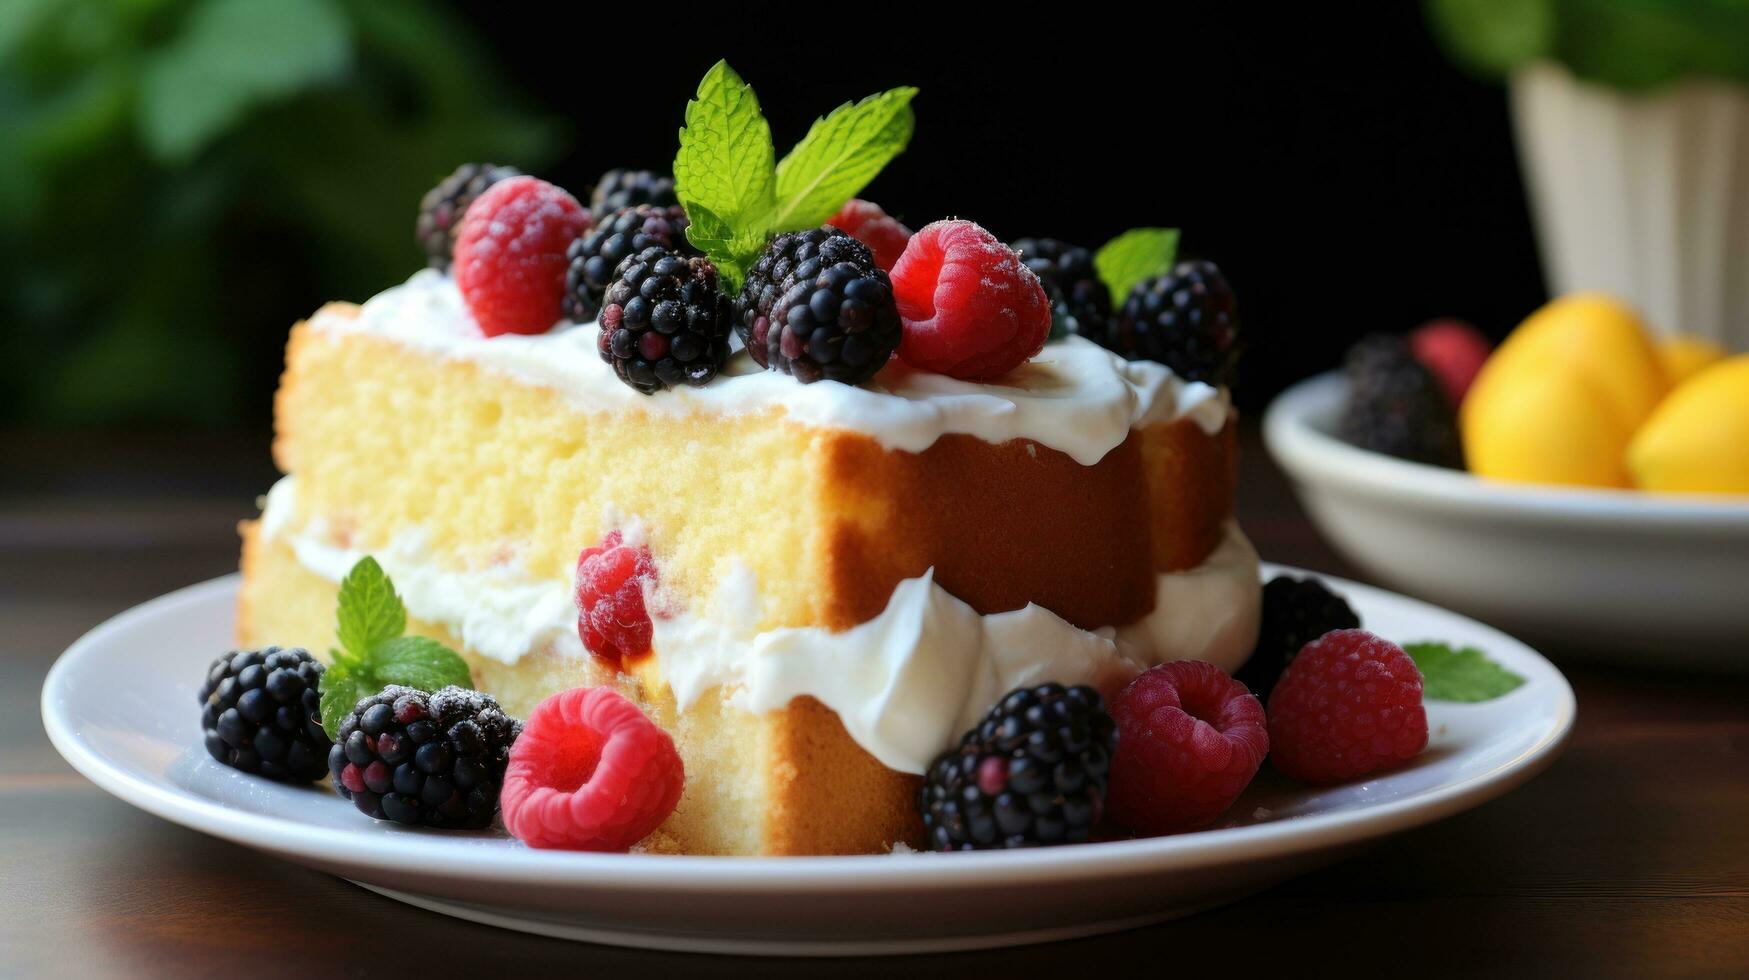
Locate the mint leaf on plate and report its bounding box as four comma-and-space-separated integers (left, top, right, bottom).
674, 60, 776, 287
1405, 641, 1526, 702
771, 86, 918, 233
372, 635, 472, 693
318, 659, 365, 740
334, 555, 404, 665
318, 556, 474, 738
1094, 227, 1180, 309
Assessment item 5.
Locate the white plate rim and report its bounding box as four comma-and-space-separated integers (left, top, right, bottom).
42, 571, 1575, 894
1264, 371, 1749, 531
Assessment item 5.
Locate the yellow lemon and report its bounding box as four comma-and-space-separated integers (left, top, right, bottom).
1495, 292, 1668, 431
1462, 365, 1634, 487
1657, 334, 1728, 387
1628, 356, 1749, 495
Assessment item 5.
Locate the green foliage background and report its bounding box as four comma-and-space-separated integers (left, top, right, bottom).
0, 0, 562, 428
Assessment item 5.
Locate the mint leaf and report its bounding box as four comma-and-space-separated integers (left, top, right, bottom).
1405, 641, 1527, 702
1094, 228, 1181, 308
318, 658, 365, 740
674, 60, 776, 287
771, 87, 917, 232
373, 635, 472, 693
334, 556, 405, 663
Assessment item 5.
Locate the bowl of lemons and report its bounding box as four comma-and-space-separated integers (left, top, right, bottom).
1265, 295, 1749, 669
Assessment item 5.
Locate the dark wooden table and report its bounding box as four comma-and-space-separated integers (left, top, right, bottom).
6, 427, 1747, 978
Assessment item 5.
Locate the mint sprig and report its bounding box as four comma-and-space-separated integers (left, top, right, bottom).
1405, 641, 1526, 703
673, 60, 917, 288
318, 556, 473, 738
1093, 227, 1180, 308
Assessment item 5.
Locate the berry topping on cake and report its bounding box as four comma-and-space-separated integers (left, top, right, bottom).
453, 175, 592, 337
589, 168, 678, 218
1268, 629, 1429, 785
501, 687, 684, 851
327, 685, 521, 827
1106, 661, 1268, 835
415, 162, 522, 271
1338, 333, 1465, 468
919, 683, 1116, 850
597, 247, 732, 394
892, 220, 1051, 380
575, 531, 658, 670
564, 204, 693, 322
1235, 575, 1362, 701
199, 646, 331, 781
1111, 259, 1241, 385
1409, 318, 1492, 406
827, 198, 912, 272
1015, 237, 1112, 342
734, 227, 902, 385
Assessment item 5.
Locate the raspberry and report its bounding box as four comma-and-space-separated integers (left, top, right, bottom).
828, 198, 912, 272
1338, 334, 1465, 468
1409, 318, 1492, 406
1235, 575, 1362, 701
891, 220, 1051, 380
1106, 661, 1268, 835
574, 531, 657, 671
1267, 629, 1428, 784
500, 687, 684, 851
454, 176, 592, 337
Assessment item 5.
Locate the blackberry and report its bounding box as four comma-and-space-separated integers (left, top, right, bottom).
198, 646, 330, 781
1235, 576, 1362, 701
564, 204, 691, 322
1337, 334, 1464, 468
919, 683, 1116, 850
734, 227, 901, 385
1014, 237, 1112, 342
328, 686, 520, 829
1109, 259, 1241, 385
589, 168, 678, 217
415, 162, 521, 270
598, 246, 732, 394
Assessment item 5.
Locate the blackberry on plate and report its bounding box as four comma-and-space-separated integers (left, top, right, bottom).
919, 683, 1117, 850
1109, 259, 1240, 385
598, 246, 732, 394
589, 168, 678, 217
328, 685, 520, 829
1014, 237, 1112, 342
1235, 575, 1362, 701
564, 204, 692, 322
199, 646, 330, 781
734, 227, 902, 385
416, 162, 521, 270
1337, 333, 1464, 468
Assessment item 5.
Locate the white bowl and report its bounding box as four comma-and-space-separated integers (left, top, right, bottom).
1264, 372, 1749, 669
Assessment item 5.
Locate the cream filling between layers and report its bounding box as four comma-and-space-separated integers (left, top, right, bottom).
307, 270, 1232, 466
258, 477, 1260, 774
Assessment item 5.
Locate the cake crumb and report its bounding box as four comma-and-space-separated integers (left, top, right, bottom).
1251, 806, 1273, 821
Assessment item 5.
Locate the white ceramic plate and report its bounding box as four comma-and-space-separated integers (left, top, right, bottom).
43, 572, 1572, 956
1266, 372, 1749, 669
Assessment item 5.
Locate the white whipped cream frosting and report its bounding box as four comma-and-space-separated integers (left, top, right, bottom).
307, 270, 1231, 466
259, 477, 1260, 773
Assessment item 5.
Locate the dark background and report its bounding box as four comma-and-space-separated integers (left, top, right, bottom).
0, 1, 1546, 434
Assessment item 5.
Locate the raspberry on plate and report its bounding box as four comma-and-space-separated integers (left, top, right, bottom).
575, 531, 657, 671
891, 219, 1051, 381
1106, 660, 1268, 835
1409, 318, 1492, 407
454, 176, 592, 338
500, 687, 684, 851
1267, 629, 1428, 785
828, 198, 912, 272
